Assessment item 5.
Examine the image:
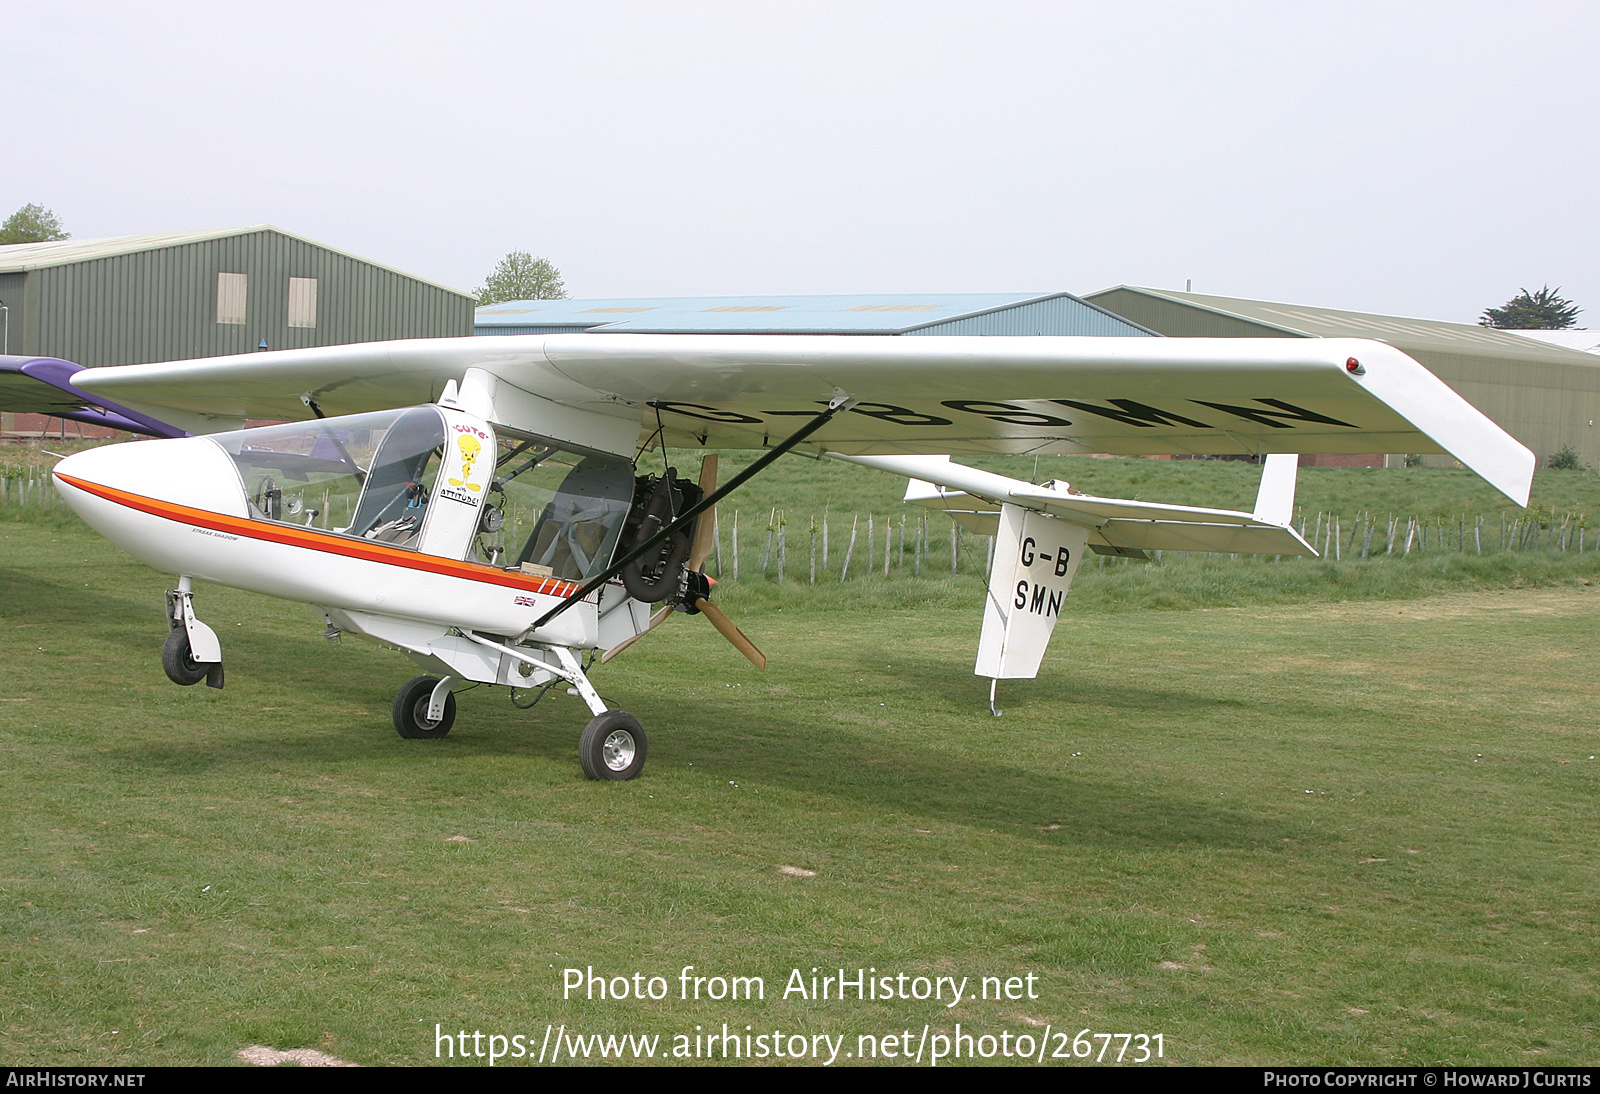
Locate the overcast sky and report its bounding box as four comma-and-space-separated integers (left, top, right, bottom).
6, 1, 1596, 324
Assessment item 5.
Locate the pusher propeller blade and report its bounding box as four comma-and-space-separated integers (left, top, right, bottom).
695, 597, 767, 671
598, 604, 675, 664
688, 455, 718, 572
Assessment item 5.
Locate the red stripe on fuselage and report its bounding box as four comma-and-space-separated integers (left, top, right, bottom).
54, 472, 583, 598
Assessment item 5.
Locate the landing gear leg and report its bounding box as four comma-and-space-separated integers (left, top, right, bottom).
549, 647, 648, 781
455, 633, 650, 780
163, 577, 224, 689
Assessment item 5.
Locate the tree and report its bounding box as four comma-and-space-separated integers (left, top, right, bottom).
475, 251, 566, 305
1480, 285, 1582, 330
0, 203, 70, 245
1547, 444, 1583, 471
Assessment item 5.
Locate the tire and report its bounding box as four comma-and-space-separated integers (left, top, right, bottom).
579, 710, 647, 780
162, 628, 210, 687
393, 675, 456, 739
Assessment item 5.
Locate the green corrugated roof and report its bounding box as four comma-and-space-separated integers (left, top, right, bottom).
1089, 286, 1600, 368
0, 225, 473, 298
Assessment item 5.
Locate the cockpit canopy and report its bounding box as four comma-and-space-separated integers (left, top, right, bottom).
208, 407, 635, 580
214, 407, 444, 547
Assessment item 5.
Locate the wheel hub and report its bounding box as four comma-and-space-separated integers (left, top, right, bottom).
602, 729, 636, 771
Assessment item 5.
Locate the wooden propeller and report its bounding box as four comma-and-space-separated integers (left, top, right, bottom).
597, 455, 766, 670
688, 455, 718, 571
695, 597, 766, 670
598, 604, 673, 664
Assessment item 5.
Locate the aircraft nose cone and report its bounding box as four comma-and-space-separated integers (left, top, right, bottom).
52, 444, 123, 509
52, 445, 106, 489
53, 436, 248, 520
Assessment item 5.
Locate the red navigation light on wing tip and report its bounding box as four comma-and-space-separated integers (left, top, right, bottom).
1345, 357, 1365, 375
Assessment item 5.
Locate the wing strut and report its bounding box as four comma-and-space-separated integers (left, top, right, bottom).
529, 391, 858, 630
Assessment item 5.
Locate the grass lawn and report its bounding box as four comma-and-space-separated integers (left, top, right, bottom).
1, 499, 1597, 1066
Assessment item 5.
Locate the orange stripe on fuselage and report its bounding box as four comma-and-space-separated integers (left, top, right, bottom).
55, 472, 583, 599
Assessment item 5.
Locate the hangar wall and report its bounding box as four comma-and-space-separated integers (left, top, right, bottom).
0, 227, 474, 371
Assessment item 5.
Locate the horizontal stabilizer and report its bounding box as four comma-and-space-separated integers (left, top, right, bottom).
840, 452, 1316, 557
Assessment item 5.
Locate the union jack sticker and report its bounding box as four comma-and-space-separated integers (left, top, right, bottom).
514, 595, 538, 608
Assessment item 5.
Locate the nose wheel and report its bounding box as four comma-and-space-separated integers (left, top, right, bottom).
163, 582, 224, 689
162, 628, 212, 686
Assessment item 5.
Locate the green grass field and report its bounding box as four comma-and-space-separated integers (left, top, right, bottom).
1, 455, 1598, 1066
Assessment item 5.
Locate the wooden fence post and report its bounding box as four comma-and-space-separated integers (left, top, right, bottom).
713, 510, 723, 576
840, 515, 858, 582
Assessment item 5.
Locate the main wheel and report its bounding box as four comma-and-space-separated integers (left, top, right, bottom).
393, 675, 456, 739
162, 629, 210, 686
579, 710, 647, 781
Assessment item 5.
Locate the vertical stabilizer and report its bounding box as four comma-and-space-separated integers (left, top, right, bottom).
1253, 453, 1299, 527
976, 503, 1090, 681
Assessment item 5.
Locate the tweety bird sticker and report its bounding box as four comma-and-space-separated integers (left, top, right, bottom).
449, 435, 482, 491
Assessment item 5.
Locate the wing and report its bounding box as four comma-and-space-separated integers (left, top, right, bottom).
71, 333, 1535, 504
0, 357, 185, 438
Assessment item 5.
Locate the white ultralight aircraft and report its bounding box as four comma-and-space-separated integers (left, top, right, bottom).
50, 334, 1534, 779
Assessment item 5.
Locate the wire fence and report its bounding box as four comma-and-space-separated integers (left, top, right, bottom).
707, 507, 1598, 583
0, 468, 66, 515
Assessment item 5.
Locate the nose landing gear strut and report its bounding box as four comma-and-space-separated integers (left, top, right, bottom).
163, 576, 225, 689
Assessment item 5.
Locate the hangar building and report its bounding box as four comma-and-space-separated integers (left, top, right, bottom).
1506, 329, 1600, 355
1086, 286, 1600, 470
0, 225, 474, 438
0, 225, 473, 367
474, 292, 1152, 337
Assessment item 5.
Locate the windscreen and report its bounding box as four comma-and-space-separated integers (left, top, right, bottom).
210, 407, 447, 551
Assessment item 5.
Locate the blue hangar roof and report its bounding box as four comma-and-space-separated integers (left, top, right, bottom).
474, 292, 1155, 337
